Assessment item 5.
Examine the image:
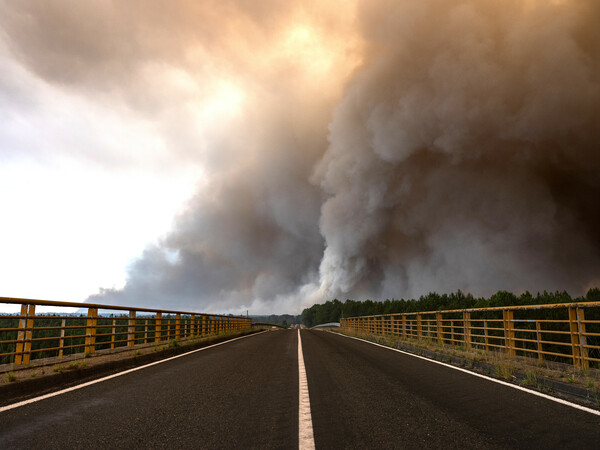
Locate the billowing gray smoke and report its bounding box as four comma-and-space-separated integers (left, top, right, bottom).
4, 0, 598, 313
316, 0, 600, 302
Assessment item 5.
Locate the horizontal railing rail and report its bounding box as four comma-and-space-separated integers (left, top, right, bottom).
340, 301, 600, 369
0, 296, 252, 366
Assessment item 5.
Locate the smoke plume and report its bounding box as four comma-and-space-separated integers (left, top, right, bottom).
2, 0, 599, 313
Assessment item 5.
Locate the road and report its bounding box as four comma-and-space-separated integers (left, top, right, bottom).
1, 329, 599, 449
302, 331, 600, 449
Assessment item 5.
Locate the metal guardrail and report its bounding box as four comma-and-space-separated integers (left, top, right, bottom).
311, 322, 340, 329
0, 297, 252, 365
340, 302, 600, 369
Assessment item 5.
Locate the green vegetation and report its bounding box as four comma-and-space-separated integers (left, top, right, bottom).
6, 372, 16, 382
301, 288, 600, 327
251, 314, 300, 328
523, 369, 540, 388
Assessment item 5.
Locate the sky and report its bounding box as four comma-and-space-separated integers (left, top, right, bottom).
1, 0, 599, 315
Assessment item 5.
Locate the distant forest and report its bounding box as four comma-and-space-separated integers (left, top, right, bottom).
300, 288, 600, 328
251, 314, 301, 328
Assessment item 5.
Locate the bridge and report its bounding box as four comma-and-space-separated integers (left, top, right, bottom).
1, 297, 599, 448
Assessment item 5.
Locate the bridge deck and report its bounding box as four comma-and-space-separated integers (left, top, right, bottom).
1, 330, 598, 448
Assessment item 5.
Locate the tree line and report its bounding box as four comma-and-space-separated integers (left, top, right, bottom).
300, 288, 600, 328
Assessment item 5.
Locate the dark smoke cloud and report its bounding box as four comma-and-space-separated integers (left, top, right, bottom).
2, 0, 599, 313
317, 0, 600, 302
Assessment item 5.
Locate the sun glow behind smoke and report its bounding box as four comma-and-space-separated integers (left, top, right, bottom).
281, 24, 339, 78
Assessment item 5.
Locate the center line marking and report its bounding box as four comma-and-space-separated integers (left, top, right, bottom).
298, 329, 315, 450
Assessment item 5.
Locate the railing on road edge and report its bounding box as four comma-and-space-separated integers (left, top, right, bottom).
340, 302, 600, 369
0, 297, 252, 366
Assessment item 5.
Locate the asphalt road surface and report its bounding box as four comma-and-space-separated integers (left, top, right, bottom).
1, 329, 599, 449
302, 331, 600, 449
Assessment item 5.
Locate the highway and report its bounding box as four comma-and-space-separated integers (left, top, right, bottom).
1, 329, 599, 449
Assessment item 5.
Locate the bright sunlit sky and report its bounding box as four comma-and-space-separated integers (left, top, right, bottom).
0, 0, 358, 314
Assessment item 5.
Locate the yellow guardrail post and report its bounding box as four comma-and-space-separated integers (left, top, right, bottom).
23, 304, 35, 364
576, 308, 588, 369
144, 319, 149, 344
451, 320, 455, 346
155, 313, 162, 343
111, 319, 116, 350
390, 316, 395, 335
463, 311, 471, 349
568, 307, 588, 369
436, 313, 443, 345
175, 313, 181, 340
402, 315, 407, 339
568, 307, 580, 367
14, 304, 28, 365
59, 318, 66, 359
202, 315, 206, 336
191, 314, 196, 337
503, 310, 515, 356
484, 320, 489, 352
85, 307, 98, 355
536, 321, 543, 361
416, 314, 422, 339
15, 304, 36, 365
128, 311, 136, 347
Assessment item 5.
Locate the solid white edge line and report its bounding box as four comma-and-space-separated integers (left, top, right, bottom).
298, 329, 316, 450
331, 331, 600, 417
0, 330, 268, 414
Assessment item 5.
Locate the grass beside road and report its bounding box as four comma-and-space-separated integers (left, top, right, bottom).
336, 329, 600, 408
